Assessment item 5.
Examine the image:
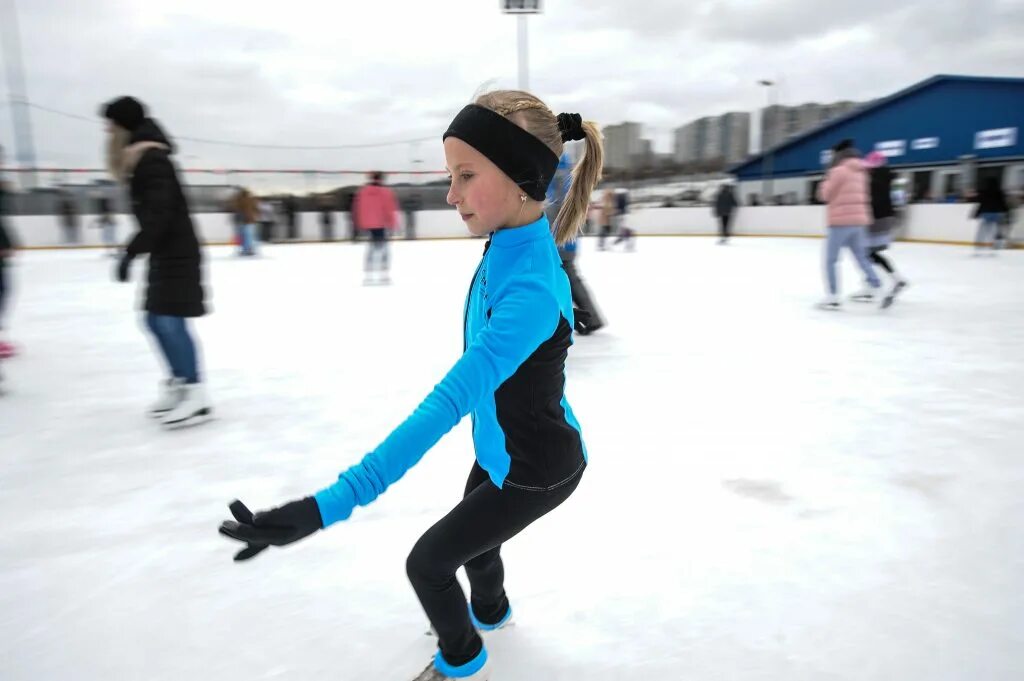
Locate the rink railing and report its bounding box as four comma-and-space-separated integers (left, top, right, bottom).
5, 204, 1020, 249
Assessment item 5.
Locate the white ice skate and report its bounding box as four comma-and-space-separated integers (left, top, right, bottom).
849, 286, 879, 303
817, 295, 841, 311
161, 382, 212, 428
148, 378, 185, 417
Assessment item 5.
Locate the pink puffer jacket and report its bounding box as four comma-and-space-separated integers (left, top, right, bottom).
817, 157, 870, 227
353, 184, 399, 231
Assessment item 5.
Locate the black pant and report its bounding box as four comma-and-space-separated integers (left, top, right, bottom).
869, 247, 894, 274
259, 221, 274, 243
719, 213, 733, 239
598, 223, 612, 248
406, 461, 584, 667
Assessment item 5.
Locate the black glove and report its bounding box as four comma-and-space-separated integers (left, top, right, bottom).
116, 254, 132, 282
218, 497, 323, 561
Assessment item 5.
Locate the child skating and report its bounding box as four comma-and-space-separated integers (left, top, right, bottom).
219, 90, 603, 680
852, 151, 908, 303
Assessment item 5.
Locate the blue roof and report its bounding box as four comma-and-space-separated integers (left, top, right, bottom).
730, 74, 1024, 179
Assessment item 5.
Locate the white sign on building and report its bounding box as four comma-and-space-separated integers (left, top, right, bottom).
820, 149, 833, 166
875, 140, 907, 157
911, 137, 940, 151
974, 127, 1018, 150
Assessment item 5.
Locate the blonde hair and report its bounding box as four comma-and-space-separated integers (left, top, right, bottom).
474, 90, 603, 245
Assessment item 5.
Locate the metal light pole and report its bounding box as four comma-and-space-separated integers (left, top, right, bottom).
502, 1, 542, 91
0, 0, 39, 189
758, 79, 775, 204
517, 14, 529, 90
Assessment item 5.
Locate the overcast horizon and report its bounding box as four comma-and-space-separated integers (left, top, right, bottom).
1, 0, 1021, 179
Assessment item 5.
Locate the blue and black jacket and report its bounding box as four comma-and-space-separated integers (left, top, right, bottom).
315, 214, 587, 526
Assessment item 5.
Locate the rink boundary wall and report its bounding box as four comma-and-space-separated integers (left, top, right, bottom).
6, 205, 1020, 249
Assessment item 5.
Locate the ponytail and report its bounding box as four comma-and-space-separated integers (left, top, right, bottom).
553, 121, 603, 246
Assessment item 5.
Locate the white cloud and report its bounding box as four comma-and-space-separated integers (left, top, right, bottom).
0, 0, 1020, 185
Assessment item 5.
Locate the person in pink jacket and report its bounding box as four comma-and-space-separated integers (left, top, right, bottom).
353, 171, 400, 285
816, 139, 892, 310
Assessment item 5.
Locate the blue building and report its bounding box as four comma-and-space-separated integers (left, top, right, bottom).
730, 75, 1024, 205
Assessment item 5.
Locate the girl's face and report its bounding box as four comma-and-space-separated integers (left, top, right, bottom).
444, 137, 538, 237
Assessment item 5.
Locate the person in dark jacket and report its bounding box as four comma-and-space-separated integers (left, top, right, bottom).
102, 96, 211, 427
0, 146, 17, 362
283, 195, 299, 240
713, 183, 738, 244
856, 151, 908, 301
973, 177, 1010, 254
318, 193, 336, 242
402, 191, 422, 240
548, 153, 604, 334
340, 188, 358, 241
94, 191, 118, 257
58, 191, 80, 244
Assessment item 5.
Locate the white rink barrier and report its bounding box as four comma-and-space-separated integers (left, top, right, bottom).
7, 204, 1021, 248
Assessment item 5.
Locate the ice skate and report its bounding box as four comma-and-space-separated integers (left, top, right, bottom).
161, 382, 212, 428
426, 604, 514, 637
411, 649, 490, 681
817, 295, 841, 311
849, 286, 879, 303
148, 377, 185, 417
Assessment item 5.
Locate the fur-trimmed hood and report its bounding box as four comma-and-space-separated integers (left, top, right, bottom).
111, 118, 175, 180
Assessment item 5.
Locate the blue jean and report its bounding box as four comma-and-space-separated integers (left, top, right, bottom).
240, 223, 256, 255
825, 226, 880, 295
145, 313, 200, 384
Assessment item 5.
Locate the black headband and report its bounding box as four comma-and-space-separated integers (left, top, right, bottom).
443, 104, 559, 202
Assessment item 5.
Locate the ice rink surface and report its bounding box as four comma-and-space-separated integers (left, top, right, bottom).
1, 235, 1022, 680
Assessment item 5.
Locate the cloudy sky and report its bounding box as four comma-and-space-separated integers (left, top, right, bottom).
0, 0, 1022, 184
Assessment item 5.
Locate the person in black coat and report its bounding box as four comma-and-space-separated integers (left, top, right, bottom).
103, 96, 211, 427
402, 191, 421, 240
858, 153, 909, 300
0, 149, 18, 362
58, 191, 80, 244
713, 183, 738, 244
973, 177, 1010, 253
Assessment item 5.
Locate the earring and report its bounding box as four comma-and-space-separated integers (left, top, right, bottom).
520, 195, 527, 203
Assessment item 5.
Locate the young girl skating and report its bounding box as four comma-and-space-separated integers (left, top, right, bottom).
219, 90, 603, 681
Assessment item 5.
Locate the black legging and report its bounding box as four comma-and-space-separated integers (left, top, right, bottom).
869, 249, 894, 274
406, 461, 584, 667
719, 213, 733, 239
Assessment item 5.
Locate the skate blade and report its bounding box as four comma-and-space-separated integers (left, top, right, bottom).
162, 408, 213, 430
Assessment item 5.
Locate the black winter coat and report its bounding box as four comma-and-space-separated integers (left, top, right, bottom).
125, 119, 206, 317
714, 186, 738, 217
0, 182, 15, 253
869, 166, 895, 220
974, 183, 1009, 216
